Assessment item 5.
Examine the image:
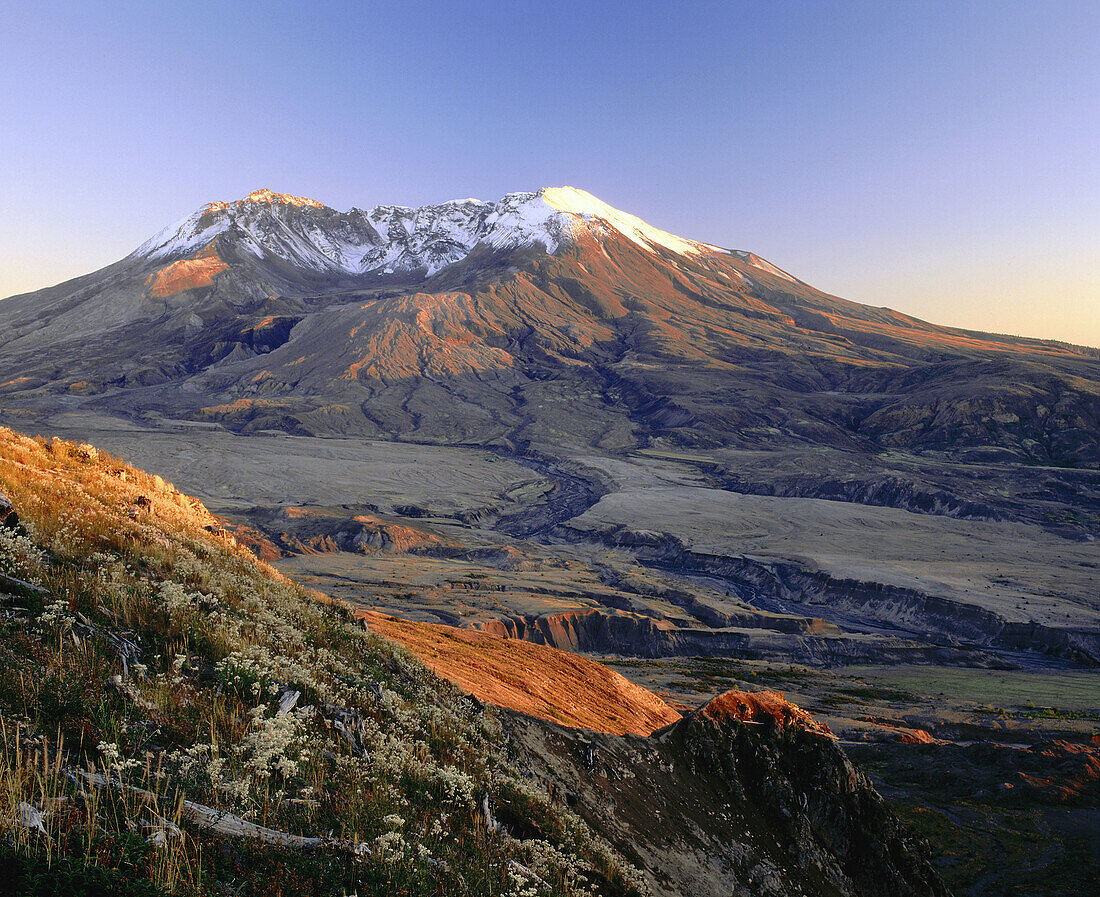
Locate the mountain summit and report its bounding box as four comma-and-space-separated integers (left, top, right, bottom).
134, 186, 721, 279
1, 187, 1097, 464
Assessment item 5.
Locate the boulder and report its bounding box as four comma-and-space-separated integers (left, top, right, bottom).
0, 490, 18, 531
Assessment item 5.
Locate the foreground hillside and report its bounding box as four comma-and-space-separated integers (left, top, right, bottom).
0, 428, 947, 896
0, 428, 654, 896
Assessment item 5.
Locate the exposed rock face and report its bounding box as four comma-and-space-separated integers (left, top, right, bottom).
0, 489, 16, 530
504, 689, 949, 897
474, 607, 679, 653
698, 688, 833, 734
472, 606, 972, 666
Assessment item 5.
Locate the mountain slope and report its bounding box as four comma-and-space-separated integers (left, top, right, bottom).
2, 187, 1097, 466
361, 609, 681, 735
505, 691, 949, 897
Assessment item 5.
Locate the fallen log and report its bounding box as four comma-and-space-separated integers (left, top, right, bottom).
0, 572, 48, 597
71, 770, 323, 848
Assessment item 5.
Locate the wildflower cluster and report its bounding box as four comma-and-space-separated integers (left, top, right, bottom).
36, 597, 76, 633
0, 523, 41, 581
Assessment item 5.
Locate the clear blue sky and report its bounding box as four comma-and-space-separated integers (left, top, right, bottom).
3, 0, 1098, 345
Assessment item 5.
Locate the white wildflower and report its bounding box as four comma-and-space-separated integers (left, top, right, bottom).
37, 598, 76, 632
374, 830, 406, 864
98, 741, 121, 765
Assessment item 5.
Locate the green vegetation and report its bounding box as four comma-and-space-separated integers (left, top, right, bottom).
0, 430, 649, 896
971, 705, 1100, 722
606, 657, 820, 700
843, 664, 1100, 714
830, 685, 919, 704
894, 799, 1100, 897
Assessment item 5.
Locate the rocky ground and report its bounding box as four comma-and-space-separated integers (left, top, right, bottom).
602, 656, 1100, 897
502, 690, 948, 897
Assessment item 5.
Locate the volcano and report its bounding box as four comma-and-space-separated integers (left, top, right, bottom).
1, 186, 1097, 465
4, 191, 1100, 896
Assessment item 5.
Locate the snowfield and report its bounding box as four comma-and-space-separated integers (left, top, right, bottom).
133, 186, 721, 277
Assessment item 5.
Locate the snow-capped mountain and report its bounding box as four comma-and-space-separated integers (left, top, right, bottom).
1, 186, 1097, 466
133, 186, 724, 277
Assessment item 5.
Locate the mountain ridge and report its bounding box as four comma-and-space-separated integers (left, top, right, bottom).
128, 185, 720, 280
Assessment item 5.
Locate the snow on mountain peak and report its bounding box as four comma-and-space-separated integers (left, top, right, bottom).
539, 186, 713, 257
206, 189, 326, 212
247, 188, 324, 207
132, 186, 719, 277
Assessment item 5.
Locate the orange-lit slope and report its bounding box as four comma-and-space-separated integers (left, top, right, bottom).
361, 610, 681, 736
701, 689, 833, 736
145, 242, 228, 297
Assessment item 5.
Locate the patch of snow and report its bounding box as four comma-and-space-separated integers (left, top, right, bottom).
132, 207, 224, 259
746, 254, 799, 283
541, 187, 718, 257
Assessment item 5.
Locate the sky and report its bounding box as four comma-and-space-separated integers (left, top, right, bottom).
2, 0, 1098, 346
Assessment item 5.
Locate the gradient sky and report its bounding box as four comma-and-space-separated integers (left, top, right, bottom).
2, 1, 1098, 346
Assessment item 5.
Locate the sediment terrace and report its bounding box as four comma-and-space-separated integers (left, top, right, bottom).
557, 474, 1100, 665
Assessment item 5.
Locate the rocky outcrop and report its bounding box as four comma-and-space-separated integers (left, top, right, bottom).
0, 489, 17, 530
473, 607, 978, 666
503, 689, 949, 897
474, 608, 677, 653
